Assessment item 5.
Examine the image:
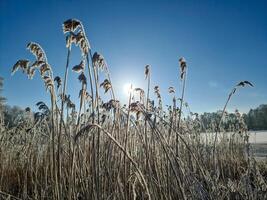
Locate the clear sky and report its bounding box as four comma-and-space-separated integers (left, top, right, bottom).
0, 0, 266, 113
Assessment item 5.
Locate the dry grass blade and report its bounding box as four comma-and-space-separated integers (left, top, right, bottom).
5, 18, 265, 200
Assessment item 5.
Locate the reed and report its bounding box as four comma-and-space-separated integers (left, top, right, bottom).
2, 19, 265, 200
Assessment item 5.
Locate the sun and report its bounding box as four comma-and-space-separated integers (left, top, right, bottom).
123, 83, 133, 95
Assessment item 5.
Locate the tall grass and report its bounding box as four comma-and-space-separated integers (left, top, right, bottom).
1, 19, 266, 200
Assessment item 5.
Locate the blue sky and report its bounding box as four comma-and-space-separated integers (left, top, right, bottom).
0, 0, 266, 113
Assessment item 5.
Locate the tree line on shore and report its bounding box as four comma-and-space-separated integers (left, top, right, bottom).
198, 104, 267, 132
0, 77, 266, 131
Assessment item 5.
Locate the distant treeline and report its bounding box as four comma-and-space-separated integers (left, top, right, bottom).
243, 104, 267, 131
1, 76, 266, 131
199, 104, 267, 131
2, 103, 267, 131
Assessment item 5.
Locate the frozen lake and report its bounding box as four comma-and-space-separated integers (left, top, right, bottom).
249, 131, 267, 143
201, 131, 267, 144
199, 131, 267, 159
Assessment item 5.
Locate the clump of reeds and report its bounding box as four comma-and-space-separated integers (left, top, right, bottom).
0, 19, 266, 200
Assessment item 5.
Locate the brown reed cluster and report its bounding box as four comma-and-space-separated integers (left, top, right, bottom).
1, 18, 265, 200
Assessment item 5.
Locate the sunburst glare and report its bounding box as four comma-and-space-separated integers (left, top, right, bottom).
123, 83, 133, 96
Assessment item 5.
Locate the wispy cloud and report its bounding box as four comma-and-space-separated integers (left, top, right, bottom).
249, 91, 267, 98
208, 80, 218, 88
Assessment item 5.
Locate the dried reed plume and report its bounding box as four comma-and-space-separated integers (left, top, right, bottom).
100, 79, 112, 93
4, 18, 265, 200
72, 60, 85, 73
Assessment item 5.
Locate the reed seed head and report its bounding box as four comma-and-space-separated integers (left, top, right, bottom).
78, 72, 87, 85
27, 42, 47, 62
72, 60, 85, 73
40, 63, 51, 77
145, 65, 150, 79
236, 81, 254, 87
179, 57, 187, 79
93, 52, 106, 70
54, 76, 62, 89
62, 19, 81, 34
100, 79, 112, 93
11, 59, 30, 75
168, 86, 175, 94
